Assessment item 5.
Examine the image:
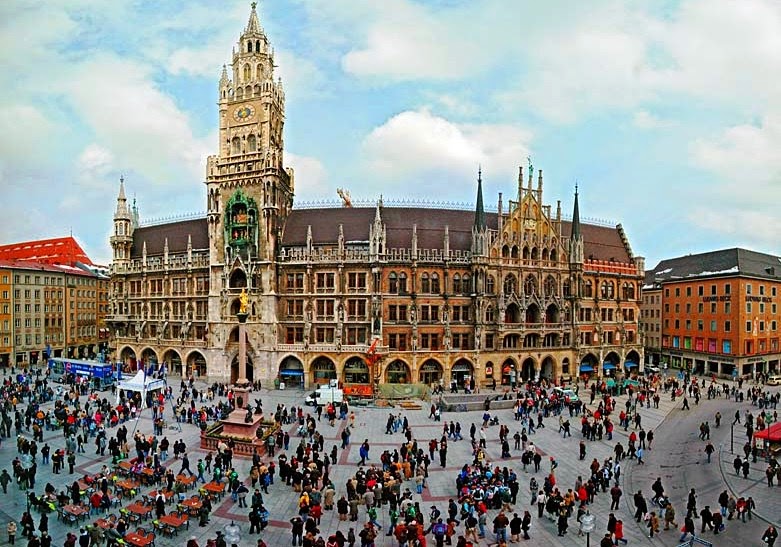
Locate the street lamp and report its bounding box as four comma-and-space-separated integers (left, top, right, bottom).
580, 511, 596, 547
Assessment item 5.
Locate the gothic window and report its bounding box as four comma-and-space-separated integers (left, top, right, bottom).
523, 275, 536, 296
563, 280, 571, 297
431, 273, 440, 294
231, 137, 241, 155
257, 64, 263, 79
522, 247, 530, 260
542, 248, 549, 261
452, 274, 461, 295
511, 246, 519, 259
600, 281, 614, 299
485, 306, 494, 322
244, 64, 251, 82
503, 274, 517, 295
462, 274, 471, 295
398, 273, 407, 294
421, 273, 430, 293
389, 272, 398, 294
550, 249, 558, 262
531, 247, 539, 260
622, 282, 635, 300
247, 41, 252, 53
501, 245, 509, 258
247, 134, 257, 152
486, 276, 495, 294
584, 280, 593, 298
255, 40, 261, 53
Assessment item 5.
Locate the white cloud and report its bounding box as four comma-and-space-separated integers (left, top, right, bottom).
63, 55, 211, 184
363, 109, 532, 180
0, 104, 58, 170
632, 110, 674, 129
286, 152, 329, 200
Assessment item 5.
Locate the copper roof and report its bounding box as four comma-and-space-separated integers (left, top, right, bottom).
131, 218, 208, 258
282, 207, 633, 263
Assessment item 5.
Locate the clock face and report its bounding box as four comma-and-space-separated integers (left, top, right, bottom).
233, 105, 255, 121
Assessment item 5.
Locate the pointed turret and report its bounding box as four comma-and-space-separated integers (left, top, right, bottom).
114, 176, 130, 220
246, 1, 262, 34
474, 167, 486, 230
131, 196, 140, 228
569, 185, 584, 265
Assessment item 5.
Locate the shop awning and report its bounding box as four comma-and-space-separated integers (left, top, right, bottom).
754, 422, 781, 443
624, 362, 638, 368
280, 370, 304, 376
579, 365, 594, 373
603, 363, 616, 370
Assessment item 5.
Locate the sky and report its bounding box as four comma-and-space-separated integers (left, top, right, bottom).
1, 0, 780, 268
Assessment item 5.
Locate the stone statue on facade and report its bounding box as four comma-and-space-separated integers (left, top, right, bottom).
239, 289, 249, 314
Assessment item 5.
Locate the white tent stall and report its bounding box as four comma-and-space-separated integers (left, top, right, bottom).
116, 370, 166, 407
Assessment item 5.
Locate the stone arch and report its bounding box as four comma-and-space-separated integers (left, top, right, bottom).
525, 303, 541, 324
522, 246, 530, 260
279, 355, 305, 388
229, 298, 242, 316
310, 356, 336, 386
624, 349, 641, 374
511, 245, 519, 259
343, 356, 370, 384
229, 269, 247, 289
501, 245, 509, 258
140, 347, 158, 367
540, 355, 556, 379
228, 326, 241, 343
161, 349, 181, 374
545, 304, 559, 323
119, 346, 137, 369
504, 303, 520, 323
550, 248, 558, 262
531, 247, 539, 260
603, 351, 620, 376
450, 358, 474, 387
230, 352, 254, 383
419, 359, 443, 386
185, 350, 207, 378
541, 248, 549, 261
385, 359, 410, 384
501, 357, 518, 386
521, 357, 536, 381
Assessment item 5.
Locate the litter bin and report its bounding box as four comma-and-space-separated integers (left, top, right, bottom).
279, 381, 286, 390
274, 378, 280, 390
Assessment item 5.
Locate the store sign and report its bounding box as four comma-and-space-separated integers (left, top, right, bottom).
746, 296, 773, 302
701, 295, 730, 302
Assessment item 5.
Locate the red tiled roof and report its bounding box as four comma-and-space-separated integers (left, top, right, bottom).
0, 259, 97, 277
0, 236, 93, 266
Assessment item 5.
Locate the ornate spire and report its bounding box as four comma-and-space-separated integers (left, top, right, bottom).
571, 184, 581, 241
474, 166, 486, 230
246, 2, 261, 34
114, 176, 130, 220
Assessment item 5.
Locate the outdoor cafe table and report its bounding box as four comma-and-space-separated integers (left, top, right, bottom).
176, 474, 196, 489
134, 467, 156, 485
124, 532, 154, 547
158, 513, 188, 533
179, 498, 202, 516
115, 480, 140, 498
125, 503, 153, 520
63, 504, 88, 521
148, 489, 174, 504
115, 461, 133, 476
202, 482, 225, 499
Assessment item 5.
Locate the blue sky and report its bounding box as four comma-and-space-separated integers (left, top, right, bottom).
1, 0, 780, 267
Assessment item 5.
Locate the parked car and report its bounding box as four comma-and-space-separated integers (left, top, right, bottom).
766, 374, 781, 386
305, 386, 344, 406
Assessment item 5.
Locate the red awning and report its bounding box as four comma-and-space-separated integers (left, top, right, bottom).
754, 422, 781, 443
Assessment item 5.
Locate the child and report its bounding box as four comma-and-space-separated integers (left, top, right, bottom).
7, 520, 16, 545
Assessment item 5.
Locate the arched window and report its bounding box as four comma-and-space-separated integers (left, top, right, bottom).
398, 273, 407, 294
486, 276, 495, 294
257, 64, 264, 79
584, 280, 593, 298
243, 64, 251, 81
255, 40, 261, 53
600, 281, 614, 299
247, 134, 257, 152
231, 137, 241, 155
563, 279, 571, 297
485, 306, 494, 322
421, 273, 430, 293
452, 274, 461, 295
389, 272, 398, 294
462, 274, 470, 295
431, 273, 440, 293
522, 247, 530, 260
503, 274, 517, 295
247, 41, 252, 53
511, 246, 519, 259
501, 245, 509, 258
531, 247, 539, 260
550, 249, 558, 262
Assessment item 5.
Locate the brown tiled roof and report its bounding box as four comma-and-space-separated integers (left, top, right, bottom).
647, 248, 781, 283
282, 207, 633, 263
131, 218, 208, 258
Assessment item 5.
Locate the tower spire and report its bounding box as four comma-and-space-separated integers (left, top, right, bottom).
114, 176, 130, 219
571, 183, 581, 241
474, 166, 486, 230
246, 2, 261, 34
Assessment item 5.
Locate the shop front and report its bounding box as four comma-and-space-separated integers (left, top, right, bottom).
501, 360, 516, 386
385, 360, 410, 383
450, 359, 473, 388
419, 360, 443, 386
343, 357, 372, 397
279, 356, 305, 389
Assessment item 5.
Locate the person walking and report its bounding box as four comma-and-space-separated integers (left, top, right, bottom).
679, 515, 695, 542
633, 491, 647, 522
763, 525, 779, 546
705, 442, 715, 463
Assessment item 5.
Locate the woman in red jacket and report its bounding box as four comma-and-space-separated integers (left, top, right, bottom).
613, 519, 627, 545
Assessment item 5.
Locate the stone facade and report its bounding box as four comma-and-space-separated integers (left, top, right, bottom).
107, 4, 645, 389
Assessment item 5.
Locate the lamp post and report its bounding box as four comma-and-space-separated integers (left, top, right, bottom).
580, 511, 595, 547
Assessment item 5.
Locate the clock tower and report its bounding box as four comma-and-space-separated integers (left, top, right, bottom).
204, 2, 294, 383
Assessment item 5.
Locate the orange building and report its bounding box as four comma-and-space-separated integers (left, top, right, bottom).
645, 248, 781, 377
0, 266, 11, 366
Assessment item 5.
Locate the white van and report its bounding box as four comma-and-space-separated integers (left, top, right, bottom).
767, 374, 781, 386
305, 385, 344, 406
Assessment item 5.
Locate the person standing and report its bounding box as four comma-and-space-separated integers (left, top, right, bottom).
521, 510, 531, 540
705, 442, 715, 463
633, 491, 647, 522
763, 525, 779, 546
